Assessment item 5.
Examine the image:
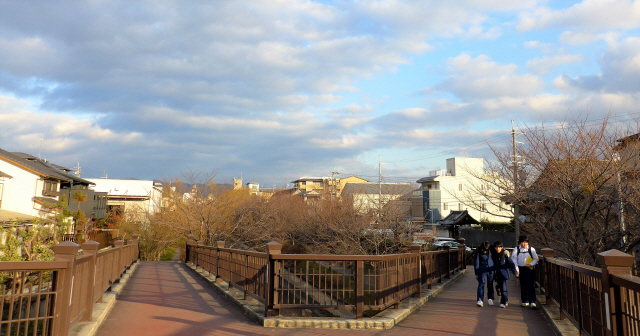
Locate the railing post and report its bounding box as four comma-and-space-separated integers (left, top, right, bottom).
186, 234, 195, 263
541, 248, 554, 305
356, 259, 364, 319
114, 240, 124, 280
127, 238, 136, 265
196, 241, 204, 270
597, 249, 634, 336
81, 241, 100, 322
131, 233, 139, 260
445, 245, 451, 278
457, 238, 466, 270
411, 244, 421, 298
52, 241, 80, 336
216, 241, 225, 280
265, 241, 282, 317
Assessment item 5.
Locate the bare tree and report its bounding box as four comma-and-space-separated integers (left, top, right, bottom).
486, 113, 640, 265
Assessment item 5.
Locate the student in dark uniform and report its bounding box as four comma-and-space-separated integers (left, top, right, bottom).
491, 241, 517, 308
473, 241, 495, 307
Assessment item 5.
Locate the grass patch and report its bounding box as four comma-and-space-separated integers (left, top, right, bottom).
160, 247, 176, 261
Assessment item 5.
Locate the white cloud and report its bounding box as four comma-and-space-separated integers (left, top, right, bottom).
524, 40, 556, 53
436, 54, 545, 100
559, 31, 620, 46
518, 0, 640, 32
526, 54, 584, 75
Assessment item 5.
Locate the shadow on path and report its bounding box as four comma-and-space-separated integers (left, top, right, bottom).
96, 262, 556, 336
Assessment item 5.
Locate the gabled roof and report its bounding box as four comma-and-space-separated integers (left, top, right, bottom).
0, 148, 93, 185
615, 132, 640, 150
342, 183, 414, 196
291, 177, 327, 183
439, 210, 479, 226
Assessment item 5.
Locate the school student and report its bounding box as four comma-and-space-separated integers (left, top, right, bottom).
511, 235, 539, 308
473, 241, 495, 307
491, 241, 517, 308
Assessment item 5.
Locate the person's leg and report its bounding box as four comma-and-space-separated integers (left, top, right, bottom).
487, 273, 495, 301
519, 268, 528, 304
500, 279, 508, 305
525, 267, 536, 305
477, 273, 486, 302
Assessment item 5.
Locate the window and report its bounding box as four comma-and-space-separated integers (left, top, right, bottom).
43, 180, 58, 196
443, 203, 448, 210
458, 184, 463, 191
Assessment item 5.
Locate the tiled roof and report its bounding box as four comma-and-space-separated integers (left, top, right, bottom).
439, 210, 479, 226
0, 148, 93, 185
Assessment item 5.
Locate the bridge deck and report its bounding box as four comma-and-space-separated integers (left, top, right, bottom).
96, 258, 556, 336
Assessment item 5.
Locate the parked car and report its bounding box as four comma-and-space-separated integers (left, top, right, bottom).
439, 241, 473, 253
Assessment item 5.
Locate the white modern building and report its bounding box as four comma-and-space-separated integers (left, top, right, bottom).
416, 157, 511, 224
87, 179, 163, 220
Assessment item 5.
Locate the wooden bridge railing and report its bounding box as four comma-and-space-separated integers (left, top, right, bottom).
0, 234, 139, 336
184, 235, 467, 320
537, 248, 640, 336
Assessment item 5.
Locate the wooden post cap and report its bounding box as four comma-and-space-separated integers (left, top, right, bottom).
266, 241, 283, 254
53, 241, 80, 256
597, 249, 634, 268
81, 240, 100, 251
114, 240, 124, 247
132, 233, 139, 240
216, 241, 225, 248
456, 238, 466, 245
410, 244, 422, 253
541, 248, 555, 258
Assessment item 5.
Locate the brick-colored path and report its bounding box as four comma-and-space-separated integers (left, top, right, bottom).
96, 261, 556, 336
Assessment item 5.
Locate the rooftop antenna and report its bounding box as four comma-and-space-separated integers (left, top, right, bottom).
72, 162, 82, 177
38, 139, 43, 159
101, 170, 108, 179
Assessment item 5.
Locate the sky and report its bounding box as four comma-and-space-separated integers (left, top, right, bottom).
2, 0, 640, 187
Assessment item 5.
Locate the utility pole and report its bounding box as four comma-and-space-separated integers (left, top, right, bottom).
614, 153, 626, 248
511, 120, 525, 245
331, 169, 339, 198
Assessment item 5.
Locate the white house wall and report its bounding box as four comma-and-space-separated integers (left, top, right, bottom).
0, 160, 43, 217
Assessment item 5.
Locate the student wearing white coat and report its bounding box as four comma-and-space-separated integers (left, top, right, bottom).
511, 235, 539, 308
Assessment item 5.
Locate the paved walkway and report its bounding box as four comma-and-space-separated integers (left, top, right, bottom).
96, 260, 556, 336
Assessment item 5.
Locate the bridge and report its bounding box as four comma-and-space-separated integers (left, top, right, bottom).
0, 236, 638, 335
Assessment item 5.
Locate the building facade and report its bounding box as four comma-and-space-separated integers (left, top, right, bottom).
416, 157, 510, 224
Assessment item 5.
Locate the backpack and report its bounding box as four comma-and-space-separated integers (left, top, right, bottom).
516, 246, 535, 269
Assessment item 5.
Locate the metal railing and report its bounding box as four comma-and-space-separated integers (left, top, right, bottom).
537, 248, 640, 336
0, 235, 139, 336
185, 236, 466, 319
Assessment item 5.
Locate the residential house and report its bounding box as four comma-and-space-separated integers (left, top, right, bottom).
292, 176, 370, 200
0, 149, 107, 221
416, 157, 510, 224
291, 177, 328, 200
615, 133, 640, 178
341, 182, 414, 214
86, 178, 163, 221
246, 182, 259, 196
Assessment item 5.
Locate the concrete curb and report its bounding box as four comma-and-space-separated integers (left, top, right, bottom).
185, 262, 465, 329
69, 260, 140, 336
536, 295, 580, 336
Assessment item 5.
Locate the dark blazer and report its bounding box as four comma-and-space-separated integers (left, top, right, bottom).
474, 250, 494, 275
492, 250, 517, 279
